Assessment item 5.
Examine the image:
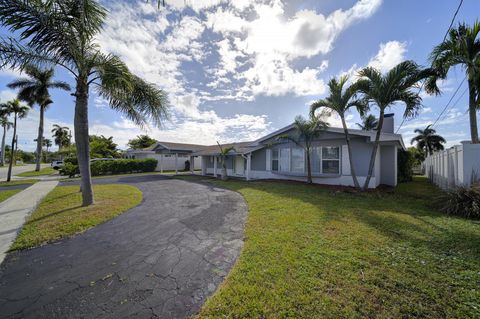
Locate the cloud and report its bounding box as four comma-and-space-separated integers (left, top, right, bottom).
0, 89, 18, 102
367, 41, 407, 73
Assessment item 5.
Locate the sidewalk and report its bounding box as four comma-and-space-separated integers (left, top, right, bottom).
0, 180, 58, 264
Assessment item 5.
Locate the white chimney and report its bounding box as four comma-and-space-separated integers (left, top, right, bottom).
382, 113, 394, 133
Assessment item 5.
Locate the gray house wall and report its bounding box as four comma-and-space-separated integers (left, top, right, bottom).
251, 148, 266, 171
380, 145, 396, 186
205, 156, 233, 169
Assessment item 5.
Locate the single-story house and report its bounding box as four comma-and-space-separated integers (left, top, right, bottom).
193, 114, 405, 188
125, 141, 205, 172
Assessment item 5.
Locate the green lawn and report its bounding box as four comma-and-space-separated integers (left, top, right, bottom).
0, 189, 22, 202
10, 184, 142, 251
172, 176, 480, 319
16, 167, 56, 177
0, 179, 38, 186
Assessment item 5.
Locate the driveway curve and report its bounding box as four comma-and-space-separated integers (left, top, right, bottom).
0, 175, 247, 318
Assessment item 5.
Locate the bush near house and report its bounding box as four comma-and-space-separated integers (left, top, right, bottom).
397, 149, 415, 183
60, 158, 158, 177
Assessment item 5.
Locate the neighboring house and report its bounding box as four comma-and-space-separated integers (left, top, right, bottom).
126, 141, 205, 172
193, 115, 405, 188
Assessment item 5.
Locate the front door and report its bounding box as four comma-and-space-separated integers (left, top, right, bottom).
234, 156, 245, 176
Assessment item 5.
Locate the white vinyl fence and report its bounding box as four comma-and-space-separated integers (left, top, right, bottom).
425, 142, 480, 189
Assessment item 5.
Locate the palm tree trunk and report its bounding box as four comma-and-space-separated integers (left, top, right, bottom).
7, 114, 17, 182
468, 79, 479, 144
1, 125, 6, 166
74, 76, 94, 206
35, 105, 44, 171
362, 109, 385, 190
221, 158, 227, 180
306, 147, 312, 184
341, 115, 360, 189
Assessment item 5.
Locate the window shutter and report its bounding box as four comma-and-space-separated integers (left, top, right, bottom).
341, 145, 350, 175
266, 149, 271, 171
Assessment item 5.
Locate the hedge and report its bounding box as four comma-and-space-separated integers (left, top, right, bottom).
60, 158, 158, 177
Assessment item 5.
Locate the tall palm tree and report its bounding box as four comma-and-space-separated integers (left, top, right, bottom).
411, 125, 446, 157
0, 0, 169, 205
216, 142, 235, 181
355, 61, 431, 190
8, 65, 70, 171
356, 114, 378, 131
3, 99, 29, 181
0, 108, 13, 166
277, 115, 329, 184
310, 76, 364, 188
51, 124, 71, 151
425, 21, 480, 144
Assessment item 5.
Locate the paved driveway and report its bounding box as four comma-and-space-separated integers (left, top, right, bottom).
0, 175, 247, 318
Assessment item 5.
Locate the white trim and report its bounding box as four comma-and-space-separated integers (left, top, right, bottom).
266, 149, 271, 171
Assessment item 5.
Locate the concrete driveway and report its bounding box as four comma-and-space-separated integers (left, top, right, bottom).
0, 175, 247, 318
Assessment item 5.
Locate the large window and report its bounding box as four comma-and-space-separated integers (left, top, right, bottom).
272, 149, 279, 171
322, 146, 340, 174
291, 148, 305, 173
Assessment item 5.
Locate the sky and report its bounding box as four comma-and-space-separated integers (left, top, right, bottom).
0, 0, 479, 151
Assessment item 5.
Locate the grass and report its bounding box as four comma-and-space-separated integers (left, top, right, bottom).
172, 175, 480, 319
0, 179, 38, 186
16, 167, 56, 177
0, 189, 22, 202
10, 184, 142, 251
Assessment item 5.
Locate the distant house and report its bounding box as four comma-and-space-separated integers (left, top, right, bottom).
125, 141, 205, 172
193, 114, 405, 188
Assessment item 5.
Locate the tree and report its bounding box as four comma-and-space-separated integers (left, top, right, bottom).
3, 99, 29, 181
8, 65, 70, 171
127, 135, 157, 149
277, 115, 329, 184
356, 114, 378, 131
0, 106, 13, 166
410, 124, 446, 157
216, 142, 235, 181
51, 124, 71, 151
355, 61, 431, 190
425, 21, 480, 144
0, 0, 169, 206
310, 76, 364, 188
89, 135, 119, 158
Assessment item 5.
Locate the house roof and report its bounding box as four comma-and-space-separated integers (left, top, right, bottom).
148, 141, 206, 152
191, 142, 259, 156
253, 124, 406, 150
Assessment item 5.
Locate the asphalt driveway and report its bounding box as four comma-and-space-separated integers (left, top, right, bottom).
0, 175, 247, 318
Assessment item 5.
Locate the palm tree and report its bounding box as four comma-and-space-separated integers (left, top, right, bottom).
51, 124, 71, 151
0, 109, 13, 167
425, 21, 480, 144
310, 76, 364, 188
217, 142, 235, 181
356, 114, 378, 131
411, 125, 446, 157
0, 0, 169, 205
3, 99, 29, 181
277, 115, 329, 184
355, 61, 431, 190
8, 65, 70, 171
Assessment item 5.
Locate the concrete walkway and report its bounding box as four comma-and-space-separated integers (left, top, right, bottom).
0, 180, 58, 264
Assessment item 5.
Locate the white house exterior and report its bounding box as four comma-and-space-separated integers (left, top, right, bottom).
193, 115, 405, 188
126, 142, 204, 173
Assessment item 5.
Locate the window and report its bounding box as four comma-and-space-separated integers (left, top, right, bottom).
279, 148, 290, 172
291, 148, 305, 173
271, 149, 279, 171
322, 146, 340, 174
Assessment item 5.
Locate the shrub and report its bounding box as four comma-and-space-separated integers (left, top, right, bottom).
64, 157, 78, 165
61, 158, 158, 177
397, 149, 415, 183
438, 184, 480, 219
59, 162, 80, 178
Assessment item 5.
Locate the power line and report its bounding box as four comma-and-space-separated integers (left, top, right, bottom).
431, 76, 467, 127
395, 0, 464, 133
435, 84, 468, 126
